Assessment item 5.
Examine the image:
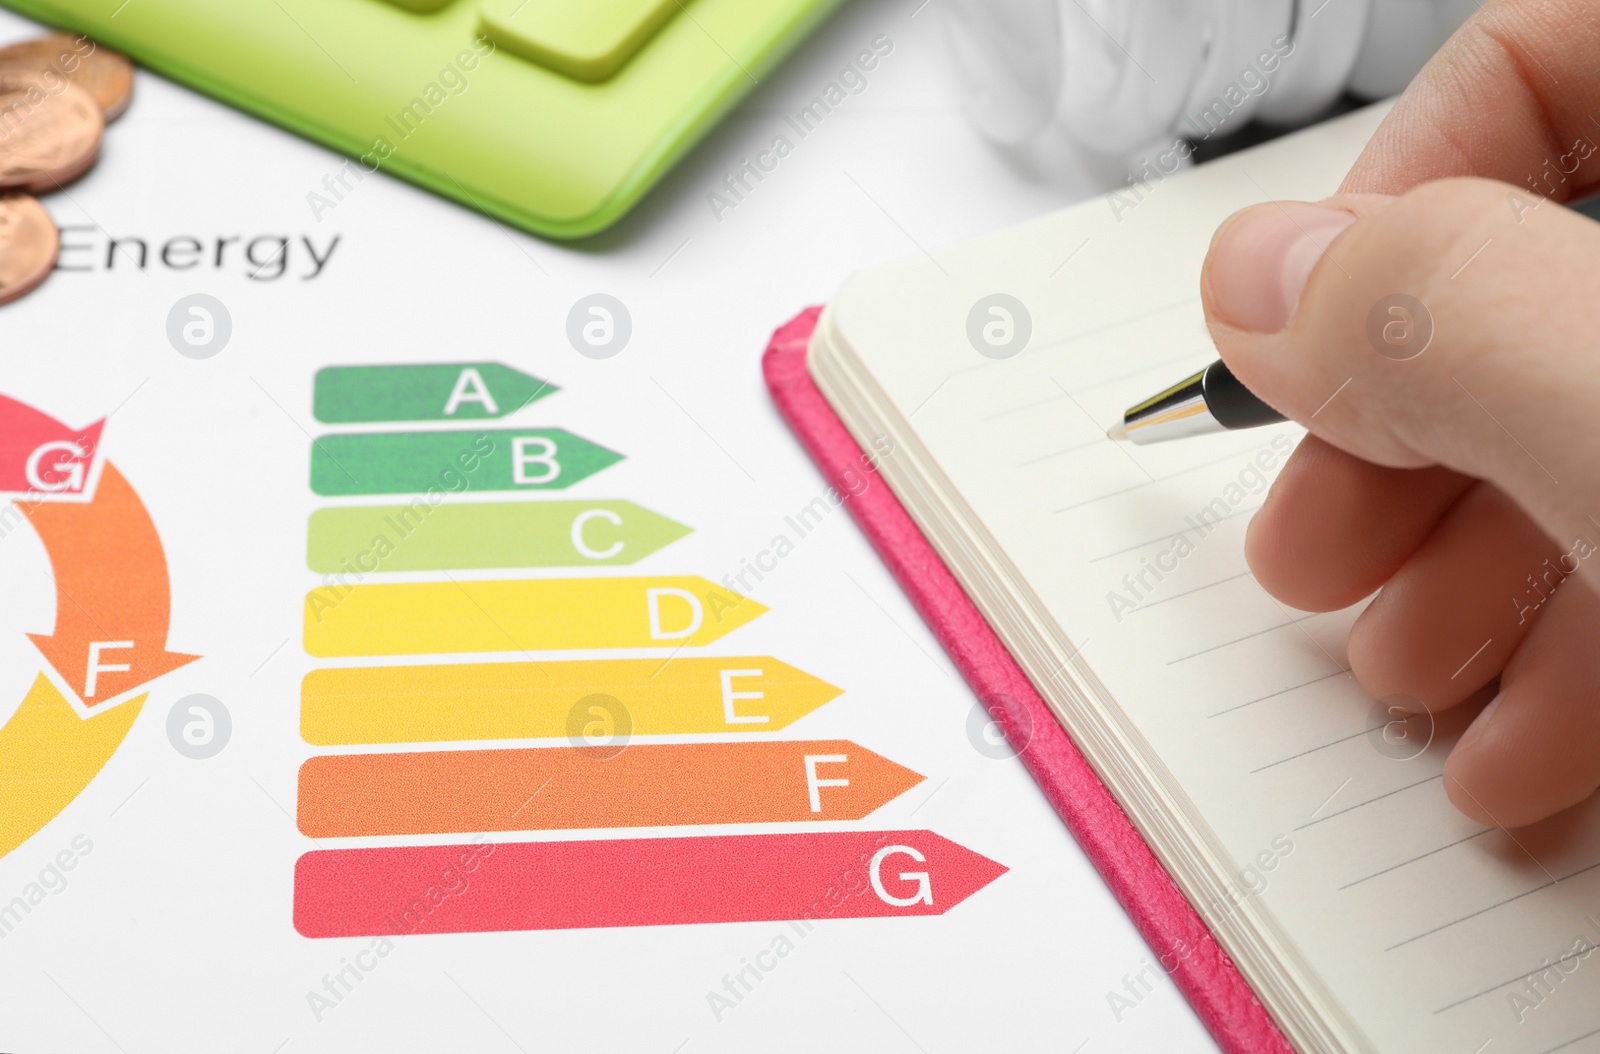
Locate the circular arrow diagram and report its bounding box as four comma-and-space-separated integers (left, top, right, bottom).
0, 393, 197, 861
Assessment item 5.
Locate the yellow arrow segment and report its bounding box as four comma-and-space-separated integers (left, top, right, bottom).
303, 576, 766, 658
301, 657, 842, 745
0, 675, 143, 859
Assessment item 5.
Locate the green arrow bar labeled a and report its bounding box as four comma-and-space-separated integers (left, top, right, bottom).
310, 429, 621, 496
306, 500, 690, 572
313, 363, 555, 423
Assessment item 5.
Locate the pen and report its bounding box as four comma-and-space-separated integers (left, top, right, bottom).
1110, 188, 1600, 445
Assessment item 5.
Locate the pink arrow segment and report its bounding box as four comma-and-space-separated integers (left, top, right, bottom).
0, 393, 103, 497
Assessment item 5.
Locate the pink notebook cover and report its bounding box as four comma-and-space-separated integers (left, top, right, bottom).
763, 306, 1295, 1054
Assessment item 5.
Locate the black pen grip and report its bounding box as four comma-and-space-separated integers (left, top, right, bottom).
1202, 360, 1287, 430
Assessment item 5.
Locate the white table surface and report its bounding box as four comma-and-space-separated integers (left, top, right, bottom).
0, 2, 1219, 1051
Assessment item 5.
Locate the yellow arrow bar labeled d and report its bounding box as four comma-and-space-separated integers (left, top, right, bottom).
303, 576, 766, 658
0, 674, 142, 860
301, 657, 842, 745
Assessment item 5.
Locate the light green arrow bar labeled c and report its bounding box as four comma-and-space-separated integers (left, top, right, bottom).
307, 500, 691, 573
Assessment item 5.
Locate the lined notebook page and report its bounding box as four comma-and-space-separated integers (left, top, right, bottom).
816, 105, 1600, 1054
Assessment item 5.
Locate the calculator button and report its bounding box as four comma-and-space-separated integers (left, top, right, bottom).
376, 0, 457, 11
478, 0, 681, 82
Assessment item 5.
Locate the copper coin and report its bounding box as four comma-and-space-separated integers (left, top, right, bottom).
0, 33, 133, 121
0, 194, 59, 304
0, 74, 104, 193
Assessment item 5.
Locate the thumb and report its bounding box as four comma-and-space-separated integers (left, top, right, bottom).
1202, 177, 1600, 587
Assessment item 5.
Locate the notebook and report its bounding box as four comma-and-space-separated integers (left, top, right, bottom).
796, 103, 1600, 1054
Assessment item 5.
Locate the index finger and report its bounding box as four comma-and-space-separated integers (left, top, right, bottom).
1342, 0, 1600, 198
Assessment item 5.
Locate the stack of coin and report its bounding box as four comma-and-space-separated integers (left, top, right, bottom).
0, 31, 133, 305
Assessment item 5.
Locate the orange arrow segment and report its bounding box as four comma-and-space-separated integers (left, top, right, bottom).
298, 740, 925, 837
22, 463, 198, 706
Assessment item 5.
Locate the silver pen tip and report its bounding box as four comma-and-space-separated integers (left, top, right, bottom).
1106, 421, 1129, 442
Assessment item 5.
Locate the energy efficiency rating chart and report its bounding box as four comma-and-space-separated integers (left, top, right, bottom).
292, 361, 1004, 937
0, 393, 197, 861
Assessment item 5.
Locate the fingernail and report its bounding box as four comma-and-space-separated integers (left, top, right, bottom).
1456, 694, 1501, 755
1207, 203, 1357, 333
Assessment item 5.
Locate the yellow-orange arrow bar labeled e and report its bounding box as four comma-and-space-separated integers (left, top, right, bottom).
0, 675, 142, 860
301, 657, 842, 745
303, 576, 765, 658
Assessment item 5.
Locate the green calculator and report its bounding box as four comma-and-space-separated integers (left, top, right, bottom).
1, 0, 844, 238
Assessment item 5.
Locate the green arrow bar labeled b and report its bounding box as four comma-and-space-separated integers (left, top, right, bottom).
306, 500, 690, 572
313, 363, 555, 423
310, 429, 621, 496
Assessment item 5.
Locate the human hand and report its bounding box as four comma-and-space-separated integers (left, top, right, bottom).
1200, 0, 1600, 827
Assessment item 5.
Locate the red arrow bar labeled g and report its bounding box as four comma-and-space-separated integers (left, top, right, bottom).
293, 831, 1007, 937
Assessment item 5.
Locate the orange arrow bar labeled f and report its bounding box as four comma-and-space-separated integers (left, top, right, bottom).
298, 740, 925, 837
